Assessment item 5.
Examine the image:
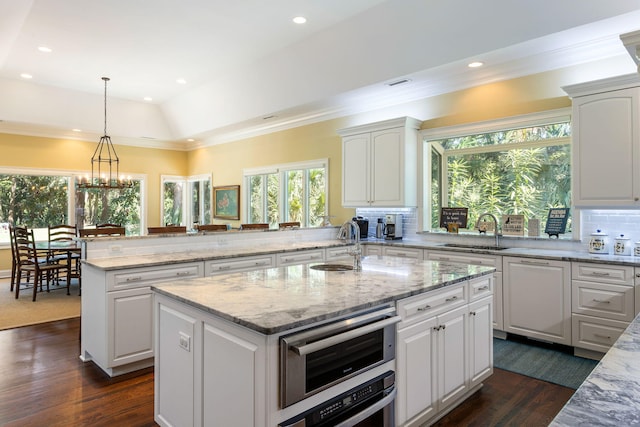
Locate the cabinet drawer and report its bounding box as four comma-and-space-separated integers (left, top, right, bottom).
205, 255, 275, 275
572, 263, 634, 285
426, 250, 501, 271
572, 280, 634, 321
277, 249, 324, 266
572, 313, 628, 353
383, 247, 423, 260
469, 276, 493, 301
325, 246, 352, 261
397, 284, 466, 328
108, 262, 203, 291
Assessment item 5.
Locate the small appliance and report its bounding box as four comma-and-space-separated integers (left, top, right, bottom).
384, 214, 403, 240
355, 216, 369, 239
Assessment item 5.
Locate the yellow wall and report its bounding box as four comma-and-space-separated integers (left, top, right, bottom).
0, 69, 575, 271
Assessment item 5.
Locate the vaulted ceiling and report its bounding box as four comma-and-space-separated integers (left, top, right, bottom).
1, 0, 640, 150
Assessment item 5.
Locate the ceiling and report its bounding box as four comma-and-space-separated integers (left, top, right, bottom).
1, 0, 640, 150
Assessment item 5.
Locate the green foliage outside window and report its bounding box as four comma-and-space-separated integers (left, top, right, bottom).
429, 123, 571, 233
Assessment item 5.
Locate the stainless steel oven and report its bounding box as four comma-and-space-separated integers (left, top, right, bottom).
279, 371, 396, 427
280, 305, 399, 408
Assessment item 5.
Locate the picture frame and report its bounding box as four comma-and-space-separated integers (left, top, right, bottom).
213, 185, 240, 220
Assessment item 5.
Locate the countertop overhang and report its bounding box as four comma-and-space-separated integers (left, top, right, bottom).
151, 256, 494, 335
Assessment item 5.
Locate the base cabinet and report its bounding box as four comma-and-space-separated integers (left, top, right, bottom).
468, 296, 493, 389
503, 256, 571, 345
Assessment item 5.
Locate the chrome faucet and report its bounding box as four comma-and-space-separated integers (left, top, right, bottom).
338, 219, 362, 271
476, 213, 502, 247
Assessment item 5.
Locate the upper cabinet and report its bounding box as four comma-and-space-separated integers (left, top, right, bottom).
563, 74, 640, 207
338, 117, 421, 207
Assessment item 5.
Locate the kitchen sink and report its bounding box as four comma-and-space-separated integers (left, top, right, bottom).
309, 264, 354, 271
442, 243, 509, 251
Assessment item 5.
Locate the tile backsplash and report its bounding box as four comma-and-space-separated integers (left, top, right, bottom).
581, 209, 640, 243
355, 207, 417, 238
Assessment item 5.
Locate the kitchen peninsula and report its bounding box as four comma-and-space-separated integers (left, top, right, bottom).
151, 256, 495, 427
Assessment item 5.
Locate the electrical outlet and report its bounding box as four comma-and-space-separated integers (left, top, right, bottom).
179, 332, 191, 352
109, 245, 123, 253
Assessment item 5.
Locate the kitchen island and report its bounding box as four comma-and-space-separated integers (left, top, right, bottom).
151, 255, 494, 426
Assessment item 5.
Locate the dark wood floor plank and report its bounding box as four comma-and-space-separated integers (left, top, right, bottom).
0, 318, 575, 426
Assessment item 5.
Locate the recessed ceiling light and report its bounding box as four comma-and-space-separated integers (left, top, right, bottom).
468, 61, 484, 68
20, 73, 33, 79
293, 16, 307, 24
143, 96, 153, 102
72, 128, 82, 132
38, 46, 52, 53
176, 78, 187, 84
187, 138, 195, 142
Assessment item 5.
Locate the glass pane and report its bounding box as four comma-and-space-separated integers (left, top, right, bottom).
248, 175, 265, 223
203, 179, 212, 224
267, 173, 279, 226
76, 179, 142, 236
430, 147, 442, 229
308, 168, 326, 227
286, 170, 303, 223
163, 181, 183, 226
440, 123, 571, 150
191, 181, 201, 226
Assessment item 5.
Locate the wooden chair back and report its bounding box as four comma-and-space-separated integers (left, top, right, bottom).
240, 223, 269, 230
48, 224, 77, 242
79, 227, 126, 237
147, 225, 187, 234
278, 222, 300, 230
9, 225, 27, 292
96, 223, 121, 228
197, 224, 228, 232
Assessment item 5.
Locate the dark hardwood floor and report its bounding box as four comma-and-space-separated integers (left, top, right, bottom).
0, 318, 574, 426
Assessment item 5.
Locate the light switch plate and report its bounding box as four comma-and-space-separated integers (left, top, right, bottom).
179, 332, 191, 352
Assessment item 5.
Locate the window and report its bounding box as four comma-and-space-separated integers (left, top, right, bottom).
0, 168, 144, 243
161, 175, 211, 229
424, 111, 571, 234
244, 159, 328, 228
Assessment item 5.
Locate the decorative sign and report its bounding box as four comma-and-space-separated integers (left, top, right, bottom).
545, 208, 569, 238
502, 214, 525, 236
440, 207, 468, 232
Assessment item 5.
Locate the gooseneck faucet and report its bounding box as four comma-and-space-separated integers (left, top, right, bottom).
476, 213, 502, 247
337, 219, 362, 271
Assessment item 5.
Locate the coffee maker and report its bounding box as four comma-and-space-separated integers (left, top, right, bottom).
384, 214, 403, 240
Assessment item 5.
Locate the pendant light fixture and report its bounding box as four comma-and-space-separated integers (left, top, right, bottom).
78, 77, 133, 190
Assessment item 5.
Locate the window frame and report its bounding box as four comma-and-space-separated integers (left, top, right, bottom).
419, 108, 573, 234
161, 174, 212, 229
243, 158, 329, 227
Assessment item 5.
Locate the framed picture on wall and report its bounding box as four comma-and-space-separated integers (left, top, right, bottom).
214, 185, 240, 220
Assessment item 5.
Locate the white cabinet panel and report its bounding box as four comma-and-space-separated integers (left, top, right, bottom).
276, 249, 324, 266
109, 287, 153, 366
205, 255, 275, 275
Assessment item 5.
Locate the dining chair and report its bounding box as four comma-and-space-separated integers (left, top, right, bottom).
96, 223, 121, 228
9, 225, 28, 292
278, 222, 301, 230
240, 223, 269, 230
147, 226, 187, 234
197, 224, 228, 232
79, 227, 126, 237
48, 224, 80, 293
13, 227, 66, 301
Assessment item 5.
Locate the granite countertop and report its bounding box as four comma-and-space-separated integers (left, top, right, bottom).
550, 312, 640, 426
151, 256, 494, 335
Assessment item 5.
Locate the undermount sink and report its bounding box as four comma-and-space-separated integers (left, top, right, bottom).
442, 243, 509, 251
309, 264, 354, 271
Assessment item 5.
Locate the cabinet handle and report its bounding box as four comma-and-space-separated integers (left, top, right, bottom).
175, 271, 191, 277
470, 311, 476, 316
417, 305, 431, 311
590, 272, 611, 277
592, 299, 610, 304
476, 285, 490, 291
520, 260, 549, 266
255, 261, 267, 266
438, 257, 450, 261
219, 265, 231, 270
125, 276, 142, 282
445, 296, 458, 302
594, 333, 612, 340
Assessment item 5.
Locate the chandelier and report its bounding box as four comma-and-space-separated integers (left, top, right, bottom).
78, 77, 133, 190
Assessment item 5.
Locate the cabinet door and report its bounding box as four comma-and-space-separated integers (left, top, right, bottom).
437, 305, 468, 410
396, 316, 438, 425
342, 133, 371, 206
108, 287, 153, 366
503, 257, 571, 345
468, 296, 493, 388
572, 87, 640, 206
371, 128, 404, 206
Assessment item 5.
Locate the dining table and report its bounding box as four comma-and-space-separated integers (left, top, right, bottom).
36, 240, 82, 293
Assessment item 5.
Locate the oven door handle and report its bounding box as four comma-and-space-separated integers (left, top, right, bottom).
290, 316, 401, 356
334, 387, 396, 427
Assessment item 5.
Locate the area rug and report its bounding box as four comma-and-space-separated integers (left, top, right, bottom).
493, 336, 599, 389
0, 279, 80, 330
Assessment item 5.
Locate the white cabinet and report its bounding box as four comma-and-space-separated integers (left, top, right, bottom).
563, 75, 640, 207
468, 295, 493, 389
276, 249, 324, 266
383, 246, 424, 260
82, 261, 204, 377
572, 262, 635, 354
425, 250, 503, 331
338, 117, 420, 207
205, 254, 275, 275
396, 282, 474, 426
364, 244, 383, 256
503, 256, 571, 345
325, 246, 352, 261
